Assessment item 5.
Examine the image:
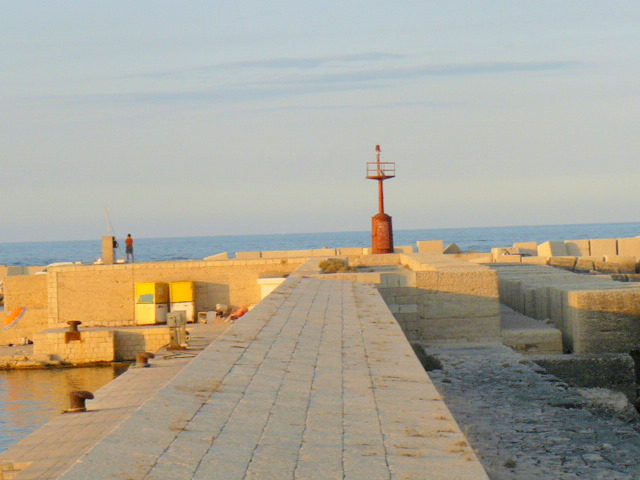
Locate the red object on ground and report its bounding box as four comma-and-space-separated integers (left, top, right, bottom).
230, 306, 248, 320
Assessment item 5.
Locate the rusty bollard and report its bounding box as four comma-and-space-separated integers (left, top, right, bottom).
133, 351, 155, 368
65, 390, 94, 413
67, 321, 82, 332
65, 321, 82, 343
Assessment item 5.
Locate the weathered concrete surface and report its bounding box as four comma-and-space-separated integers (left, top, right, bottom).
513, 242, 538, 256
565, 240, 590, 256
491, 264, 640, 354
417, 240, 444, 254
1, 276, 488, 480
310, 253, 502, 346
0, 259, 308, 344
530, 353, 637, 402
408, 254, 502, 344
500, 305, 563, 354
538, 241, 569, 257
618, 237, 640, 257
1, 274, 49, 345
423, 343, 640, 480
590, 238, 618, 258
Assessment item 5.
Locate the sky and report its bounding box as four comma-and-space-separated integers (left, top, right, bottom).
2, 1, 640, 242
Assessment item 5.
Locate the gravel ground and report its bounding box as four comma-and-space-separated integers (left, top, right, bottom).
422, 343, 640, 480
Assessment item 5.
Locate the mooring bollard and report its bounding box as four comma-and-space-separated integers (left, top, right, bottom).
66, 390, 94, 413
67, 321, 82, 332
134, 351, 155, 368
65, 321, 82, 343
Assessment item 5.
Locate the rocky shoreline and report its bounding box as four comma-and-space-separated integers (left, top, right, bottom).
421, 343, 640, 480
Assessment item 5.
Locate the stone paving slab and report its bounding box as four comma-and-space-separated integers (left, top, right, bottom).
37, 277, 488, 479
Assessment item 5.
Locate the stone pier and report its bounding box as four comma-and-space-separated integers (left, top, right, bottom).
0, 276, 487, 480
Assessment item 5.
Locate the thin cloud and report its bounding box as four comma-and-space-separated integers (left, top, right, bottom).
262, 60, 580, 86
30, 60, 580, 107
37, 82, 387, 106
224, 52, 406, 69
130, 52, 405, 80
255, 100, 454, 112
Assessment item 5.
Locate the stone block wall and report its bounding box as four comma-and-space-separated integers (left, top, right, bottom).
492, 237, 640, 274
203, 252, 230, 261
531, 353, 637, 401
0, 308, 48, 345
33, 326, 171, 364
377, 287, 421, 341
3, 275, 47, 310
46, 259, 306, 329
521, 256, 549, 265
565, 239, 590, 256
451, 252, 494, 263
1, 275, 49, 344
567, 289, 640, 354
501, 328, 563, 354
336, 247, 365, 256
34, 329, 116, 364
538, 241, 568, 257
0, 265, 30, 279
387, 254, 501, 344
236, 251, 262, 260
300, 254, 501, 344
113, 327, 171, 361
261, 249, 337, 259
513, 242, 538, 256
416, 240, 444, 254
493, 263, 640, 354
618, 237, 640, 256
590, 238, 618, 257
351, 254, 402, 267
603, 255, 637, 273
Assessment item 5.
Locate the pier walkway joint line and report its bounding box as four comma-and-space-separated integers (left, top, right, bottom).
2, 277, 488, 479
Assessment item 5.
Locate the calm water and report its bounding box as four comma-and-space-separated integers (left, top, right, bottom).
1, 222, 639, 266
1, 222, 639, 453
0, 365, 128, 453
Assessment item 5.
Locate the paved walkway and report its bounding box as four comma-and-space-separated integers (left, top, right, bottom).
424, 343, 640, 480
1, 277, 488, 479
0, 322, 230, 480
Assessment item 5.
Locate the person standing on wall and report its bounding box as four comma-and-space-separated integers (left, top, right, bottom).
125, 234, 134, 263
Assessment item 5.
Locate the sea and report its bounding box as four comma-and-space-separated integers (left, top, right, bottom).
1, 221, 639, 454
2, 222, 640, 266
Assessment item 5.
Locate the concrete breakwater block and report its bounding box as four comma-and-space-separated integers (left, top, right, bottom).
603, 255, 637, 273
590, 238, 618, 257
442, 243, 462, 254
513, 241, 538, 256
575, 257, 599, 272
565, 239, 590, 256
548, 256, 577, 270
567, 288, 640, 354
538, 241, 568, 257
618, 237, 640, 257
500, 305, 562, 354
530, 353, 637, 403
417, 240, 444, 254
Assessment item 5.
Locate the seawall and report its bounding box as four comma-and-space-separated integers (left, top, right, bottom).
0, 269, 489, 479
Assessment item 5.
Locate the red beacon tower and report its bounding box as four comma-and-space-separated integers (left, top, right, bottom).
366, 145, 395, 254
